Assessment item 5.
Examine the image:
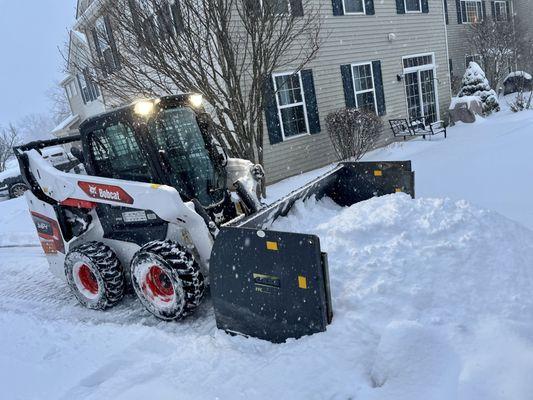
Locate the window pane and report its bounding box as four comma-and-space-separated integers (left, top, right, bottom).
265, 0, 289, 14
281, 105, 307, 138
405, 72, 422, 121
405, 0, 421, 12
463, 1, 483, 23
356, 92, 376, 113
344, 0, 364, 13
275, 74, 303, 106
353, 64, 374, 92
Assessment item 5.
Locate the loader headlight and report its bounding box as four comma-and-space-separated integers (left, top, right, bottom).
189, 94, 203, 108
134, 100, 155, 117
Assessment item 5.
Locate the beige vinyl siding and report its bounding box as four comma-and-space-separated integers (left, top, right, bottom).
263, 0, 451, 183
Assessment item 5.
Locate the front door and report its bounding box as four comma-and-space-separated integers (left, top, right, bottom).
403, 54, 439, 124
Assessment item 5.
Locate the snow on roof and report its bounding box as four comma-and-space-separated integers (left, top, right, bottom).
505, 71, 533, 81
51, 114, 80, 134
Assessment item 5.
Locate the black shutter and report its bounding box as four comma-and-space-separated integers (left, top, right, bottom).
490, 1, 495, 18
372, 61, 386, 116
443, 0, 449, 24
365, 0, 375, 15
128, 0, 144, 42
456, 0, 462, 23
482, 1, 487, 19
332, 0, 344, 16
171, 3, 184, 34
301, 70, 321, 134
422, 0, 429, 13
91, 27, 107, 77
104, 16, 121, 71
340, 65, 356, 108
449, 58, 453, 74
290, 0, 304, 17
506, 0, 511, 21
264, 75, 283, 145
396, 0, 405, 14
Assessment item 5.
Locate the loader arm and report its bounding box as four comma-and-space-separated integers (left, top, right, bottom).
17, 149, 214, 265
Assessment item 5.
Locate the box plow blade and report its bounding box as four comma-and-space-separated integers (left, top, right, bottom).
210, 161, 415, 343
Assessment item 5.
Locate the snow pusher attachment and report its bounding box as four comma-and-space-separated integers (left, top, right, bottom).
211, 161, 414, 343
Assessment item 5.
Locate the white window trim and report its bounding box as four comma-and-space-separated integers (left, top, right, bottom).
401, 52, 440, 124
350, 62, 378, 114
494, 0, 507, 22
342, 0, 366, 15
404, 0, 422, 13
272, 71, 310, 141
460, 0, 484, 24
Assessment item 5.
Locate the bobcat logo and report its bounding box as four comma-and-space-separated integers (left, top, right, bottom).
88, 185, 97, 196
213, 211, 224, 224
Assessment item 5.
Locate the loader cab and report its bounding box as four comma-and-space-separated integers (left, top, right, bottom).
79, 94, 228, 209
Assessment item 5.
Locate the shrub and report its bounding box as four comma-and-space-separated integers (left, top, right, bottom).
458, 62, 500, 115
326, 108, 383, 161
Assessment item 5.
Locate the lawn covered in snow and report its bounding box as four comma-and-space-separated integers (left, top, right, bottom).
1, 105, 533, 399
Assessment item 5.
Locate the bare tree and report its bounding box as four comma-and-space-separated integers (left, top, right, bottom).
0, 124, 20, 172
467, 15, 530, 89
47, 83, 72, 126
75, 0, 321, 170
16, 114, 54, 142
326, 108, 382, 162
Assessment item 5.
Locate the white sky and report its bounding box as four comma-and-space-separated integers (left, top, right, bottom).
0, 0, 75, 127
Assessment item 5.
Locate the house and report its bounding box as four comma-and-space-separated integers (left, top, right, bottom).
445, 0, 516, 92
67, 0, 452, 183
53, 28, 105, 141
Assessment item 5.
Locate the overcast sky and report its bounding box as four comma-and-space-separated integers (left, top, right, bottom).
0, 0, 75, 128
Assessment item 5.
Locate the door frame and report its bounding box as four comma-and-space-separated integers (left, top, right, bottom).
402, 52, 440, 124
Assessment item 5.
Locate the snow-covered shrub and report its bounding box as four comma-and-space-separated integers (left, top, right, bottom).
326, 108, 382, 161
458, 62, 500, 115
509, 91, 533, 112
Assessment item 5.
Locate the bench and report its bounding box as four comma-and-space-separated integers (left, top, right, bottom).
389, 118, 447, 140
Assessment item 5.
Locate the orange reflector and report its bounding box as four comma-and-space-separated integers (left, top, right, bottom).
266, 241, 278, 251
298, 276, 308, 289
374, 170, 383, 177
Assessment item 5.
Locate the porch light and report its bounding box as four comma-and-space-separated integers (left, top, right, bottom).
134, 100, 155, 117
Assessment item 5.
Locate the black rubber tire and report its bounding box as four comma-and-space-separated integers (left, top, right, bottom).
65, 242, 125, 310
130, 240, 205, 321
9, 182, 28, 199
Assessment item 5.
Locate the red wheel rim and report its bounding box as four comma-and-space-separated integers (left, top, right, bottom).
78, 264, 99, 295
143, 265, 174, 302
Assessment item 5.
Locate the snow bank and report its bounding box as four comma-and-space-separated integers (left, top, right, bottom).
0, 197, 38, 247
505, 71, 532, 81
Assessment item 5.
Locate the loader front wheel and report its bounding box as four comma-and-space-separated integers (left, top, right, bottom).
130, 240, 204, 321
65, 242, 125, 310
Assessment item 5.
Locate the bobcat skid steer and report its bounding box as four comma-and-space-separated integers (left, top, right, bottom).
15, 94, 415, 342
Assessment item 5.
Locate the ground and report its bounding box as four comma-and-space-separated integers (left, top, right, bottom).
1, 104, 533, 399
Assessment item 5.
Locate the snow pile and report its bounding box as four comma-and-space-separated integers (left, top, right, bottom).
0, 197, 38, 247
458, 62, 499, 115
449, 95, 482, 109
505, 71, 532, 81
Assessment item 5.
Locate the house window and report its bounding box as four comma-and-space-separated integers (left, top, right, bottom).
494, 1, 507, 21
94, 16, 119, 72
351, 63, 377, 113
273, 72, 309, 139
403, 53, 439, 125
461, 0, 483, 23
404, 0, 422, 12
70, 81, 78, 97
262, 0, 290, 15
465, 54, 483, 68
343, 0, 365, 14
77, 69, 100, 104
65, 85, 72, 99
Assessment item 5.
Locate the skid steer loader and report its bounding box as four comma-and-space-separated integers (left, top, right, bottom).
15, 94, 415, 342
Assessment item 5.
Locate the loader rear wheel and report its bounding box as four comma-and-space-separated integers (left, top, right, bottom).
130, 240, 204, 321
65, 242, 125, 310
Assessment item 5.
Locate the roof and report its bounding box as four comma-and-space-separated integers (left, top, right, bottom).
51, 114, 81, 135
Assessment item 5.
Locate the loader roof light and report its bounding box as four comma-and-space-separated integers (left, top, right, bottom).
189, 94, 203, 108
134, 100, 155, 117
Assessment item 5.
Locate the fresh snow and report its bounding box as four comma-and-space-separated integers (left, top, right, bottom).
1, 103, 533, 399
505, 71, 532, 81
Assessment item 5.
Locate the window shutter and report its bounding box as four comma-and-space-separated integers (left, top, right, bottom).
171, 3, 185, 34
396, 0, 405, 14
422, 0, 429, 13
372, 61, 386, 117
264, 75, 283, 145
290, 0, 304, 17
301, 69, 321, 134
449, 58, 453, 74
340, 65, 356, 108
481, 1, 487, 19
443, 0, 449, 24
365, 0, 375, 15
506, 0, 510, 21
456, 0, 462, 23
91, 27, 107, 77
104, 16, 121, 71
332, 0, 344, 16
490, 1, 495, 17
